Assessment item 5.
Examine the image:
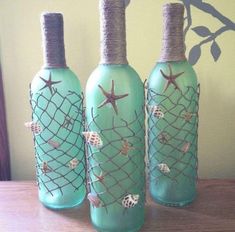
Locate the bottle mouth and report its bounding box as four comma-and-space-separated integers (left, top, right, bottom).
162, 3, 184, 15
163, 3, 184, 9
40, 12, 67, 68
99, 0, 128, 65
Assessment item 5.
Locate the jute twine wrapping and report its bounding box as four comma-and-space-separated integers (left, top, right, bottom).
41, 13, 67, 68
159, 3, 186, 62
99, 0, 128, 65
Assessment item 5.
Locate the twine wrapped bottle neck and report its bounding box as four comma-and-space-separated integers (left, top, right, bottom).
99, 0, 128, 65
159, 3, 186, 62
41, 13, 67, 68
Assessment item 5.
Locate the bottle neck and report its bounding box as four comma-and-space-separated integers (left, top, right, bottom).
41, 13, 67, 69
99, 0, 128, 65
159, 3, 186, 62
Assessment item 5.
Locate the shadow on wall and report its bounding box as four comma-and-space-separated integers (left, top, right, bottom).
0, 43, 11, 180
180, 0, 235, 65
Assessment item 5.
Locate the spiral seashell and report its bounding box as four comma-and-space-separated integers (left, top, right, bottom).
48, 140, 60, 149
82, 131, 103, 147
24, 121, 42, 135
182, 142, 191, 154
158, 163, 170, 174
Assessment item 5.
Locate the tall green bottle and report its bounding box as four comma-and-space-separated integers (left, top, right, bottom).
85, 0, 145, 231
28, 13, 86, 209
147, 3, 199, 207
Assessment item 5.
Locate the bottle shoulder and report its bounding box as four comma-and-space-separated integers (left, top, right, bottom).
87, 64, 143, 90
148, 61, 198, 88
31, 68, 82, 93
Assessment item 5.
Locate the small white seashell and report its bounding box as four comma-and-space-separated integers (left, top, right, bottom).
48, 140, 60, 149
68, 158, 79, 169
82, 132, 103, 147
25, 121, 42, 134
158, 163, 170, 174
122, 194, 139, 208
182, 142, 191, 154
87, 193, 101, 208
149, 105, 164, 119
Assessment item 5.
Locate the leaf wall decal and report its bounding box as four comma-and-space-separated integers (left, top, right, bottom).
188, 45, 201, 65
210, 40, 221, 61
192, 26, 212, 37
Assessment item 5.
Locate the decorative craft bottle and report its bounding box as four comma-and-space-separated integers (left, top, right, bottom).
85, 0, 145, 231
28, 13, 86, 209
147, 3, 199, 207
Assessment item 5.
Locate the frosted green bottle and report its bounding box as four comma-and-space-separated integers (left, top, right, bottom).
28, 13, 86, 209
85, 0, 145, 231
147, 3, 199, 207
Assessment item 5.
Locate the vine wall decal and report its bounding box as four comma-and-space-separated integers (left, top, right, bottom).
179, 0, 235, 65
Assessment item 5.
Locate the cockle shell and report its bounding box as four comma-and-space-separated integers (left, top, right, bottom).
149, 105, 164, 119
182, 142, 191, 154
122, 194, 139, 208
24, 121, 42, 134
87, 193, 101, 208
158, 132, 169, 144
48, 140, 60, 149
68, 158, 79, 169
158, 163, 170, 174
82, 132, 103, 147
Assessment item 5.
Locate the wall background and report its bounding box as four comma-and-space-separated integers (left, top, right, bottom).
0, 0, 234, 180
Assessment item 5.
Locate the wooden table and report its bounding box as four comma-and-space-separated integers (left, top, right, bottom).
0, 180, 234, 232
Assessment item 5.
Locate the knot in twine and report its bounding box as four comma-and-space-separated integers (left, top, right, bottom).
41, 12, 67, 68
159, 3, 186, 62
99, 0, 129, 65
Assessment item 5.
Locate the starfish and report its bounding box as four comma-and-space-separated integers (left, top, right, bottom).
41, 161, 51, 174
160, 63, 184, 92
119, 140, 134, 156
98, 80, 129, 115
62, 116, 74, 129
39, 73, 61, 94
183, 111, 196, 122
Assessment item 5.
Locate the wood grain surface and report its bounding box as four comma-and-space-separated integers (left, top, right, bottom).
0, 179, 234, 232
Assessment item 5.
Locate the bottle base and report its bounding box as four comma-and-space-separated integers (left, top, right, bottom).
39, 194, 85, 210
40, 198, 85, 210
151, 194, 196, 207
92, 222, 143, 232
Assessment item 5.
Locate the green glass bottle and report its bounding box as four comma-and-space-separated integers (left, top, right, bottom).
147, 3, 199, 207
85, 0, 145, 231
28, 13, 86, 209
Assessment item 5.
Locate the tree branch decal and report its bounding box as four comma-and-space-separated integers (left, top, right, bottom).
179, 0, 235, 65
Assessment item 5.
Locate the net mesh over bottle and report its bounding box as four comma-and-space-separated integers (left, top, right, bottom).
30, 87, 86, 196
147, 84, 200, 184
86, 107, 146, 212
